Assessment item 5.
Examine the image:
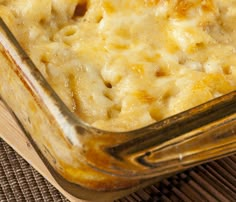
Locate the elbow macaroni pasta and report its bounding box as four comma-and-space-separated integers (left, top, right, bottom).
1, 0, 236, 131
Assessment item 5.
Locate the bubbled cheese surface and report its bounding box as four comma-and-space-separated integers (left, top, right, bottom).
1, 0, 236, 131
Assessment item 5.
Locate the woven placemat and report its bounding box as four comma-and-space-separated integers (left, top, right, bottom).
0, 139, 68, 202
0, 138, 236, 202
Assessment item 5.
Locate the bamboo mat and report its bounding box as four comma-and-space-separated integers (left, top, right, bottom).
1, 138, 236, 202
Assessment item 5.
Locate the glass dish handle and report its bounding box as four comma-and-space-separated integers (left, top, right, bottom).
129, 111, 236, 178
87, 92, 236, 179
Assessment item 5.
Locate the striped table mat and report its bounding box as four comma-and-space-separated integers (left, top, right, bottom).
1, 138, 236, 202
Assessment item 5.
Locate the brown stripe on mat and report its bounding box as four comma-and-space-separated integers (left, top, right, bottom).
0, 138, 236, 202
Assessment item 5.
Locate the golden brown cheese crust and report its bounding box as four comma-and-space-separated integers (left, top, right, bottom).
1, 0, 236, 131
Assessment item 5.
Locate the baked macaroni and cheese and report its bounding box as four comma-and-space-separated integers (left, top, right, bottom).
1, 0, 236, 131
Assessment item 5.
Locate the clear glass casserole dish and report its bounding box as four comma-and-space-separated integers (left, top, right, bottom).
0, 18, 235, 201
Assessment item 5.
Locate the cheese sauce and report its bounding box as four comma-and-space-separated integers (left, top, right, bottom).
1, 0, 236, 131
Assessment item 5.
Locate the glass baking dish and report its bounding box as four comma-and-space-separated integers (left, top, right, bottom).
0, 18, 235, 201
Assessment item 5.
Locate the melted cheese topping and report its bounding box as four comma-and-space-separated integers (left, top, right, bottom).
1, 0, 236, 131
